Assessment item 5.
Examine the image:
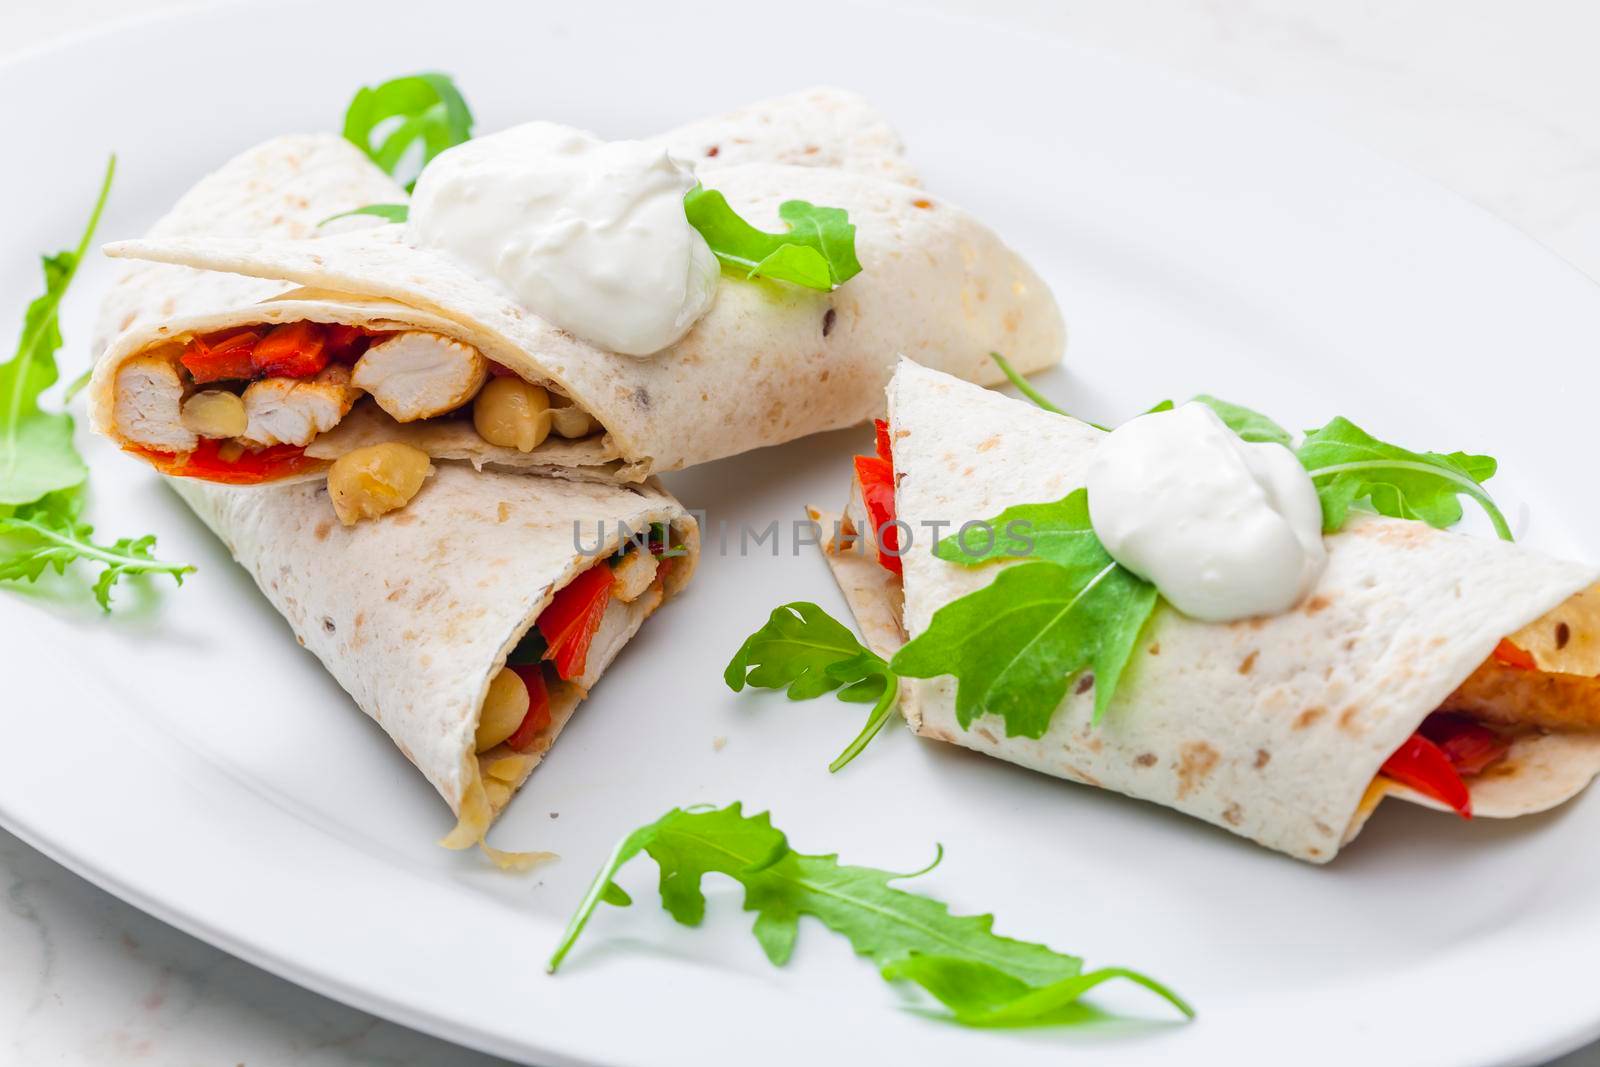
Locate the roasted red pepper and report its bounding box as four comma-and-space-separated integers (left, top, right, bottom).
1420, 712, 1511, 776
1492, 638, 1537, 671
505, 664, 553, 752
130, 439, 324, 484
1381, 732, 1474, 818
854, 418, 901, 576
1380, 712, 1511, 818
252, 321, 329, 378
536, 563, 614, 681
322, 324, 372, 363
180, 330, 259, 384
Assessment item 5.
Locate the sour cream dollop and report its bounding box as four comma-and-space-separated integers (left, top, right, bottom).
407, 122, 719, 357
1086, 402, 1327, 623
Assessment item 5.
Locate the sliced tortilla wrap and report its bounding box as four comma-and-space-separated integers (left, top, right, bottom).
818, 361, 1600, 862
95, 130, 702, 861
89, 105, 1062, 485
174, 467, 697, 859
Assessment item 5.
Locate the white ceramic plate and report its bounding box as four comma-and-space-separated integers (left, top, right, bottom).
3, 2, 1599, 1065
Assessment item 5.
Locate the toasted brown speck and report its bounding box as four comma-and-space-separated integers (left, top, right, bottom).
822, 307, 836, 337
1303, 595, 1331, 615
1239, 650, 1259, 674
1134, 752, 1157, 767
1294, 708, 1325, 729
912, 198, 933, 209
706, 145, 720, 157
1557, 622, 1571, 649
1337, 705, 1361, 734
1253, 749, 1271, 769
1222, 803, 1243, 826
976, 435, 1001, 453
1148, 642, 1161, 656
497, 502, 511, 523
321, 616, 336, 634
1075, 674, 1095, 695
313, 520, 332, 542
1177, 741, 1219, 798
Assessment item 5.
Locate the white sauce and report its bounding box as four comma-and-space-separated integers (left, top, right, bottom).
1086, 402, 1327, 623
408, 122, 719, 357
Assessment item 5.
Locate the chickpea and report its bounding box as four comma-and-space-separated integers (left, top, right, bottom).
326, 443, 433, 526
548, 395, 598, 439
475, 667, 530, 753
180, 389, 247, 439
473, 376, 551, 452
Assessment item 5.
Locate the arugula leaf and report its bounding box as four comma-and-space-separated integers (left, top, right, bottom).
0, 156, 194, 611
987, 350, 1116, 430
683, 187, 861, 291
547, 803, 1190, 1027
1297, 416, 1510, 540
896, 491, 1157, 732
881, 956, 1192, 1027
319, 203, 409, 227
725, 603, 899, 771
1191, 395, 1291, 446
0, 158, 113, 505
342, 73, 473, 190
0, 489, 192, 611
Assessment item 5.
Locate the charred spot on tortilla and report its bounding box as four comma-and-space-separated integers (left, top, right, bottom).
705, 145, 720, 157
1176, 741, 1219, 798
1558, 622, 1572, 649
1303, 594, 1332, 615
1238, 650, 1259, 674
1295, 707, 1325, 729
1222, 803, 1243, 826
630, 386, 651, 410
321, 616, 336, 634
1133, 752, 1157, 768
822, 307, 836, 336
1075, 673, 1095, 695
1254, 749, 1271, 769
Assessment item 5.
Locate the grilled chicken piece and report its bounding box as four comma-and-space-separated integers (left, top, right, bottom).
242, 364, 361, 447
351, 331, 488, 422
114, 352, 198, 452
611, 548, 661, 603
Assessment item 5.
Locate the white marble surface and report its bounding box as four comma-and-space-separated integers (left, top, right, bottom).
5, 1, 1600, 1064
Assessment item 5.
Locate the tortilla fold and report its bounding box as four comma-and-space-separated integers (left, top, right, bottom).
819, 361, 1600, 862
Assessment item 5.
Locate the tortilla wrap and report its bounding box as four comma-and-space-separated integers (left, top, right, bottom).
818, 361, 1600, 862
89, 104, 1063, 484
96, 132, 704, 861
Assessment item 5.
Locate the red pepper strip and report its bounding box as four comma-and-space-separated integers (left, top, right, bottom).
505, 665, 553, 752
536, 563, 614, 681
1492, 638, 1537, 671
322, 324, 372, 363
873, 416, 893, 463
1419, 712, 1511, 776
128, 439, 324, 485
855, 455, 901, 575
854, 419, 901, 576
253, 321, 329, 378
1380, 732, 1473, 818
180, 330, 259, 384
